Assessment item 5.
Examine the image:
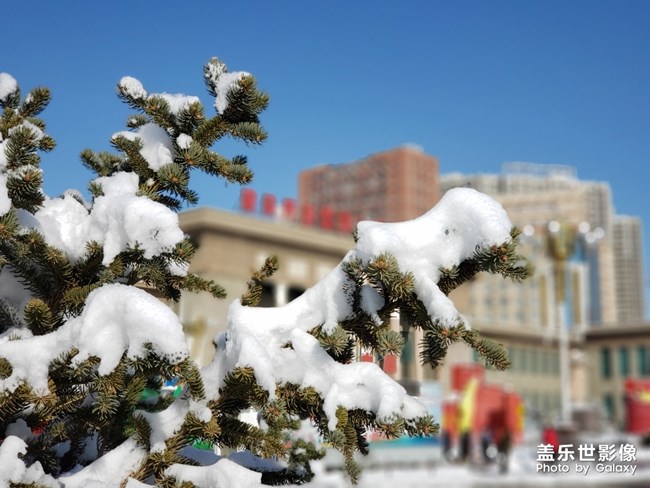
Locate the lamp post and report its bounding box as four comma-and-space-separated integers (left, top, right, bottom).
524, 220, 604, 427
547, 220, 576, 427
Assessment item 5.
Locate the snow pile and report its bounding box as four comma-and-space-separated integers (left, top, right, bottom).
119, 76, 147, 100
11, 119, 44, 140
204, 58, 250, 113
136, 398, 212, 453
116, 77, 201, 172
59, 438, 148, 488
0, 283, 189, 393
166, 458, 262, 488
0, 173, 9, 216
177, 133, 193, 149
0, 72, 17, 102
155, 92, 201, 116
0, 127, 9, 214
0, 436, 59, 487
118, 76, 200, 116
113, 123, 174, 171
29, 171, 184, 265
355, 187, 512, 324
205, 187, 513, 430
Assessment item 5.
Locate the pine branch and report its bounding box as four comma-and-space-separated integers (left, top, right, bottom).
241, 255, 279, 306
19, 87, 52, 118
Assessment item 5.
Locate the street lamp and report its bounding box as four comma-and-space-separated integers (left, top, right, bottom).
524, 221, 604, 426
547, 220, 576, 427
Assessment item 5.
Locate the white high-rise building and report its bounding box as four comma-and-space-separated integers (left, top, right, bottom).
611, 215, 646, 323
441, 162, 627, 327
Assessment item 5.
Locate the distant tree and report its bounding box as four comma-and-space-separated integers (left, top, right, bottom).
0, 59, 529, 487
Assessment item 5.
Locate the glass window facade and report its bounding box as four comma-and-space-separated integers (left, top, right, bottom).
600, 347, 612, 379
638, 346, 650, 376
618, 347, 630, 377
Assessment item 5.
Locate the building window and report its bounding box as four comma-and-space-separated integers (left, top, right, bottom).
600, 347, 612, 379
603, 393, 615, 420
288, 286, 305, 302
541, 351, 549, 375
551, 351, 559, 375
259, 282, 276, 307
509, 347, 517, 371
638, 346, 650, 376
472, 348, 480, 363
618, 347, 630, 377
531, 349, 538, 374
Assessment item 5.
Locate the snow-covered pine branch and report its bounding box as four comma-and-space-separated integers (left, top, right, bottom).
0, 60, 529, 488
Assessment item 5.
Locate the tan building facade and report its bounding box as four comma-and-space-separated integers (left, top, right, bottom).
177, 207, 354, 365
440, 163, 650, 427
441, 163, 618, 326
584, 324, 650, 428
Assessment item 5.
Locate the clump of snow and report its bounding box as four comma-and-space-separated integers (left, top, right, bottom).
0, 72, 18, 102
214, 72, 249, 114
0, 138, 7, 169
204, 58, 250, 114
0, 436, 59, 487
30, 171, 185, 265
124, 479, 153, 488
205, 187, 513, 430
360, 284, 384, 325
1, 121, 45, 173
119, 76, 199, 119
168, 260, 190, 276
176, 133, 193, 149
69, 283, 190, 374
166, 458, 262, 488
0, 173, 10, 215
113, 123, 173, 172
355, 187, 512, 324
59, 438, 147, 488
0, 266, 34, 326
10, 119, 44, 141
0, 283, 189, 393
138, 399, 190, 452
119, 76, 147, 100
204, 59, 228, 85
155, 92, 200, 115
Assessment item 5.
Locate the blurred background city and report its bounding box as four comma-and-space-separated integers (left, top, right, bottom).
4, 1, 650, 485
174, 145, 650, 486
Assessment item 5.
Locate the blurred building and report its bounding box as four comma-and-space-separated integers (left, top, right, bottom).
174, 155, 649, 431
298, 145, 440, 223
175, 206, 353, 365
611, 215, 646, 324
440, 162, 649, 427
441, 162, 619, 326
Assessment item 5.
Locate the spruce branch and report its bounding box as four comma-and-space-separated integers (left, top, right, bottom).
19, 87, 52, 118
240, 255, 279, 306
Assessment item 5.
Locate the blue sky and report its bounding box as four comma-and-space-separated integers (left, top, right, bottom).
4, 1, 650, 310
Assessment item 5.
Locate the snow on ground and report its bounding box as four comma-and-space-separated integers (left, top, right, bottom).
304, 445, 650, 488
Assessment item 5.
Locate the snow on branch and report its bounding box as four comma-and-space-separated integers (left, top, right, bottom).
204, 187, 514, 430
27, 172, 185, 265
0, 283, 189, 394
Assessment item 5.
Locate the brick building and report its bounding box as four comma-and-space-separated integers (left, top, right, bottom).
298, 145, 440, 224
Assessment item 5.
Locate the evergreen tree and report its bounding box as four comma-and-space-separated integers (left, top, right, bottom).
0, 59, 530, 487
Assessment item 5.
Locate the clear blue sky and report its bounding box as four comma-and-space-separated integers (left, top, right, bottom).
4, 1, 650, 310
